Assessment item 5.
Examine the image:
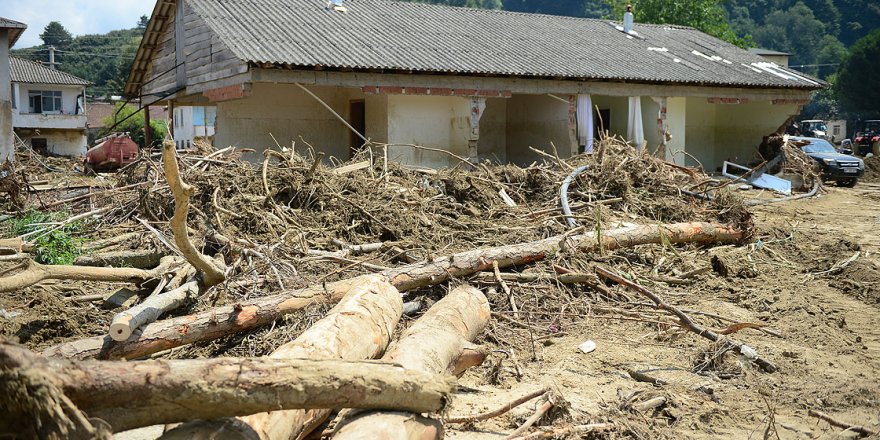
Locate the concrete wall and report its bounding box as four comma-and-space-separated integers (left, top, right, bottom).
15, 128, 87, 157
0, 30, 12, 162
365, 94, 388, 144
479, 97, 507, 163
665, 97, 686, 164
214, 83, 366, 160
684, 97, 718, 170
385, 94, 471, 168
15, 84, 84, 116
713, 100, 800, 166
505, 94, 570, 166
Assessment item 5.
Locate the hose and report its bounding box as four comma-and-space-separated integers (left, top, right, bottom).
559, 165, 590, 228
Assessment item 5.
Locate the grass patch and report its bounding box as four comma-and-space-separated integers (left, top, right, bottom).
4, 211, 85, 265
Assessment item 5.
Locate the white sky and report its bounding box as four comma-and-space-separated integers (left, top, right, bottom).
3, 0, 154, 48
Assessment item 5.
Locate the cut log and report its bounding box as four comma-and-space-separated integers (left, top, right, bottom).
160, 274, 403, 440
44, 222, 743, 361
0, 256, 182, 294
162, 139, 226, 286
332, 285, 491, 440
0, 341, 453, 434
109, 280, 199, 341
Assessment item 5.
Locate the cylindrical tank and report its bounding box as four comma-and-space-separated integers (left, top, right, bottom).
85, 134, 139, 171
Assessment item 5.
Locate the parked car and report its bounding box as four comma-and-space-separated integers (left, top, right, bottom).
799, 119, 829, 140
791, 136, 864, 187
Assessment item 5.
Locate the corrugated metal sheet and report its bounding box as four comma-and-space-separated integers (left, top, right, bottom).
185, 0, 823, 89
10, 56, 91, 86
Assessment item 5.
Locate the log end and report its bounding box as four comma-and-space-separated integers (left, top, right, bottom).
109, 320, 133, 342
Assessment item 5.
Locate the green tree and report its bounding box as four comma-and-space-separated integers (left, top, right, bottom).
39, 21, 73, 48
137, 15, 149, 29
835, 29, 880, 117
603, 0, 752, 47
103, 103, 168, 148
406, 0, 502, 8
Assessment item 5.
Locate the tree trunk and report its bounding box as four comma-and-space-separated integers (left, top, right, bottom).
44, 222, 742, 361
0, 256, 182, 294
0, 342, 452, 434
332, 285, 491, 440
159, 274, 403, 440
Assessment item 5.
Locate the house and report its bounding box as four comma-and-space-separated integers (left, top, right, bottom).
1, 17, 26, 162
125, 0, 823, 170
10, 56, 91, 156
86, 101, 168, 145
172, 105, 216, 148
748, 48, 791, 67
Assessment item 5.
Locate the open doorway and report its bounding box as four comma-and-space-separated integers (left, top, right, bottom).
349, 100, 365, 158
595, 109, 610, 139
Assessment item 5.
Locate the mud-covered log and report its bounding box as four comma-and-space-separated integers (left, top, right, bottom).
160, 274, 403, 440
0, 256, 181, 294
45, 222, 742, 361
0, 342, 452, 434
333, 285, 491, 440
74, 249, 166, 269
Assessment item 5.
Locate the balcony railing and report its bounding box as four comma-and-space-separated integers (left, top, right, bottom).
12, 112, 88, 130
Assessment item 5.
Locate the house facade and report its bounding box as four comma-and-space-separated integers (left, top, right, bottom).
1, 17, 26, 162
126, 0, 823, 171
10, 56, 91, 157
172, 105, 216, 148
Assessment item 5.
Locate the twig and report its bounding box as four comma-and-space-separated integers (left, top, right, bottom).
595, 266, 778, 373
446, 387, 549, 424
808, 410, 877, 437
507, 422, 615, 440
493, 260, 518, 319
504, 394, 554, 439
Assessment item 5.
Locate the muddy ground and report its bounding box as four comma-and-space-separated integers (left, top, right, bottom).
1, 144, 878, 439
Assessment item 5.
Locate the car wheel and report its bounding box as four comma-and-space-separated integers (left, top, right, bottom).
838, 179, 857, 188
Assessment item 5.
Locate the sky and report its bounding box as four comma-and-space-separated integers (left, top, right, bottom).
3, 0, 154, 48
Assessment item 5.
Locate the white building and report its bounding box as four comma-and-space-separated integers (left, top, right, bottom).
1, 17, 26, 162
173, 105, 215, 149
10, 56, 90, 157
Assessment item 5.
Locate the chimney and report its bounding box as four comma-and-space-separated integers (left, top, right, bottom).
623, 5, 634, 33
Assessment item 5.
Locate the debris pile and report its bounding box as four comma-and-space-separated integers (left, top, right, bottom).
0, 135, 865, 439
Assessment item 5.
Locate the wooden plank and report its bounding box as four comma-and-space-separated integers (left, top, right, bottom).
332, 161, 371, 175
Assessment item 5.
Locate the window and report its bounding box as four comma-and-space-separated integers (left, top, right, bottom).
28, 90, 63, 113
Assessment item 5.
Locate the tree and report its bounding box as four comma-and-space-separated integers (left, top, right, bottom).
603, 0, 752, 47
103, 103, 168, 148
835, 29, 880, 118
137, 15, 149, 29
39, 21, 73, 48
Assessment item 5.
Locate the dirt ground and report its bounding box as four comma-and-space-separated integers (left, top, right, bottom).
446, 184, 880, 439
1, 143, 879, 439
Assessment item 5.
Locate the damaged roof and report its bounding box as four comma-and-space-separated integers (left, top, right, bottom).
10, 56, 92, 86
135, 0, 825, 94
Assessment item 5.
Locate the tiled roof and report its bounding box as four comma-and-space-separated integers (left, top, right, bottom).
0, 16, 27, 47
186, 0, 823, 90
10, 56, 91, 86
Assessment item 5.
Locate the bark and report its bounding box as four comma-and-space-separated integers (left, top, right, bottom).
74, 249, 166, 269
45, 222, 743, 361
160, 274, 403, 440
0, 342, 452, 434
162, 139, 226, 286
332, 285, 491, 440
0, 256, 181, 294
109, 280, 199, 341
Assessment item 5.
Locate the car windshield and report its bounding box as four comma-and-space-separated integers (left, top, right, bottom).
801, 139, 837, 154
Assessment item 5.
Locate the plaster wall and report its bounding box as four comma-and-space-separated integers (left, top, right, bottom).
505, 94, 570, 166
479, 97, 507, 163
665, 97, 686, 164
385, 94, 471, 168
14, 84, 84, 116
684, 97, 718, 170
713, 101, 801, 166
15, 128, 87, 157
214, 83, 366, 160
0, 30, 12, 162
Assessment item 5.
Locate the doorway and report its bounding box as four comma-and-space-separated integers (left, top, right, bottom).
349, 100, 365, 158
595, 109, 611, 139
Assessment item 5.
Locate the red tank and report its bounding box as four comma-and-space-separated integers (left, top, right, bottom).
85, 134, 139, 171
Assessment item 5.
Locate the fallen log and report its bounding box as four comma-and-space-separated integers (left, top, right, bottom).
160, 274, 403, 440
333, 285, 491, 440
74, 249, 166, 269
45, 222, 743, 360
0, 341, 453, 434
109, 280, 199, 341
0, 256, 181, 294
162, 139, 226, 286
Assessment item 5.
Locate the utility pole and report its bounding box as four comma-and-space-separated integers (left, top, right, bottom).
47, 45, 57, 70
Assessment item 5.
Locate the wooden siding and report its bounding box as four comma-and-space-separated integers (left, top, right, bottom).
140, 0, 247, 100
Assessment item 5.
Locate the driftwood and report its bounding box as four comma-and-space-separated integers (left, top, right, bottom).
74, 249, 166, 269
0, 256, 181, 294
109, 280, 199, 341
44, 222, 743, 360
595, 266, 778, 373
0, 341, 452, 434
160, 274, 403, 440
808, 410, 877, 437
333, 285, 491, 440
161, 139, 226, 286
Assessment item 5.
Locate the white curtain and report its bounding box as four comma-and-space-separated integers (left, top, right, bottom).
576, 94, 594, 152
627, 96, 645, 150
